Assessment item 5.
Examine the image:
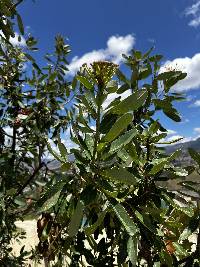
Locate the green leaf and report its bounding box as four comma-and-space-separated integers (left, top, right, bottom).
77, 134, 90, 153
188, 148, 200, 167
100, 114, 118, 134
157, 71, 176, 80
40, 190, 61, 211
14, 197, 26, 207
111, 90, 147, 114
106, 80, 118, 93
111, 202, 138, 236
150, 150, 180, 175
163, 107, 181, 122
173, 167, 188, 177
61, 162, 71, 172
179, 228, 192, 241
17, 14, 24, 35
169, 150, 181, 161
25, 53, 35, 62
85, 209, 107, 235
127, 236, 138, 266
104, 113, 132, 142
135, 211, 156, 232
127, 143, 139, 164
110, 128, 137, 153
117, 83, 130, 94
102, 167, 137, 186
162, 193, 194, 217
77, 75, 94, 90
158, 137, 183, 145
117, 148, 132, 165
173, 242, 188, 256
80, 185, 97, 205
57, 137, 68, 159
47, 142, 64, 162
149, 55, 163, 62
116, 69, 129, 84
150, 158, 168, 175
179, 214, 200, 241
85, 91, 97, 111
68, 200, 84, 237
36, 179, 66, 210
139, 64, 152, 80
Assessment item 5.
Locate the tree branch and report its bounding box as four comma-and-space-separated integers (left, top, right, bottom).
14, 162, 44, 198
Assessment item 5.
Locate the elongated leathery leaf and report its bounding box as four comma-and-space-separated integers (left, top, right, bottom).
85, 209, 108, 235
57, 136, 68, 160
150, 150, 180, 175
40, 190, 61, 212
36, 179, 66, 210
110, 128, 137, 153
47, 142, 64, 162
127, 236, 138, 266
112, 202, 138, 236
111, 90, 147, 114
102, 167, 137, 186
68, 200, 84, 237
77, 75, 94, 90
104, 113, 132, 142
188, 148, 200, 167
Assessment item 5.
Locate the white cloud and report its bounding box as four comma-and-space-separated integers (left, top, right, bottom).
102, 89, 132, 110
46, 132, 78, 160
194, 127, 200, 133
10, 32, 26, 47
180, 118, 190, 124
0, 31, 26, 47
161, 53, 200, 92
194, 99, 200, 106
164, 135, 196, 144
185, 1, 200, 27
167, 129, 177, 135
165, 135, 184, 142
68, 34, 135, 75
106, 35, 135, 63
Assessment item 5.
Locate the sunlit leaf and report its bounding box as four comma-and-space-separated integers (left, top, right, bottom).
102, 167, 137, 186
110, 128, 137, 153
77, 75, 94, 90
110, 90, 147, 114
111, 202, 138, 236
68, 200, 84, 237
104, 113, 132, 142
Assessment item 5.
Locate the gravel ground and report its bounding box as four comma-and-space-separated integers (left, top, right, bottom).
12, 220, 42, 266
11, 217, 198, 266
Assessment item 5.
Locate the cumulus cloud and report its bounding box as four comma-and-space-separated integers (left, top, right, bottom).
0, 31, 26, 47
165, 135, 184, 142
167, 129, 177, 135
102, 89, 132, 110
194, 99, 200, 106
164, 135, 195, 144
185, 1, 200, 27
194, 127, 200, 133
68, 34, 135, 75
10, 32, 26, 47
161, 53, 200, 92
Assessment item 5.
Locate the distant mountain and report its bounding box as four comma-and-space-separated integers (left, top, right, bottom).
165, 137, 200, 166
165, 137, 200, 154
47, 138, 200, 169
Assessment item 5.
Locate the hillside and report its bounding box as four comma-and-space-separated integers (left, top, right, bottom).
165, 137, 200, 166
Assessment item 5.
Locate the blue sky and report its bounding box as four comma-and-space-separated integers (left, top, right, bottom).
17, 0, 200, 144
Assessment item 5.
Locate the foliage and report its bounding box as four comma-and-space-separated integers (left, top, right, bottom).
1, 1, 200, 267
0, 1, 73, 265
